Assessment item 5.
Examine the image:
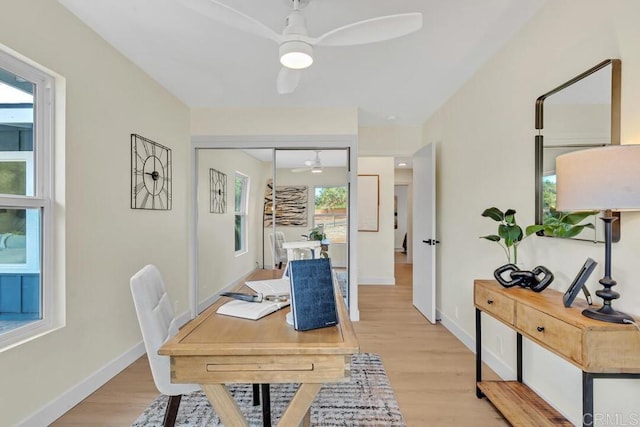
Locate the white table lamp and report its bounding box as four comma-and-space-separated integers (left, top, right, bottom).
556, 144, 640, 323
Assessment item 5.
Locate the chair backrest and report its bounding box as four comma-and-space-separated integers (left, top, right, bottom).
130, 264, 198, 396
269, 231, 288, 263
282, 240, 322, 262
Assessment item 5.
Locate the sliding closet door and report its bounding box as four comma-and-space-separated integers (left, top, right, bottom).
195, 148, 273, 313
273, 148, 350, 306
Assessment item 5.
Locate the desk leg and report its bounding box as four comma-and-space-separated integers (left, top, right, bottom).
475, 308, 484, 398
278, 383, 322, 427
201, 384, 248, 427
261, 384, 272, 427
583, 372, 594, 427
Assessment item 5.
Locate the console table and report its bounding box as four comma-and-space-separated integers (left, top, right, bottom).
474, 279, 640, 427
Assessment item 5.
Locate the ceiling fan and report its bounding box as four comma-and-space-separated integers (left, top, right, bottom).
292, 150, 323, 173
179, 0, 423, 94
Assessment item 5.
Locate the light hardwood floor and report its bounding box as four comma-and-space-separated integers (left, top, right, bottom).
52, 257, 506, 426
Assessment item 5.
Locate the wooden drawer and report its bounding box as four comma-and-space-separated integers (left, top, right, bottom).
516, 304, 583, 365
475, 286, 515, 325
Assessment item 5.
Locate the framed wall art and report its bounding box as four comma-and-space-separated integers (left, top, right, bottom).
131, 134, 172, 210
210, 168, 227, 213
263, 179, 308, 227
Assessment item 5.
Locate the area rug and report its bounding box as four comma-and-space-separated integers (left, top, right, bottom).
132, 353, 405, 426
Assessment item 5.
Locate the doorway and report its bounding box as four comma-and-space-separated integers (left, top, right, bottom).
394, 184, 409, 259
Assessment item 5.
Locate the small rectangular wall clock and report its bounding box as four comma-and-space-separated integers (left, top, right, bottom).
131, 134, 172, 210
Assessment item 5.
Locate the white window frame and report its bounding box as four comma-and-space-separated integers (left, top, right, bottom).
234, 172, 249, 255
0, 47, 56, 352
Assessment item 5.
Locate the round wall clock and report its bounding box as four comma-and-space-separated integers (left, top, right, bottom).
131, 134, 172, 210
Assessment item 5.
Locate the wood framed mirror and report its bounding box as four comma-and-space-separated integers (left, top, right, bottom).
535, 59, 621, 242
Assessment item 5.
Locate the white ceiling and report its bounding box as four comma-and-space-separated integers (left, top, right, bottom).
58, 0, 546, 127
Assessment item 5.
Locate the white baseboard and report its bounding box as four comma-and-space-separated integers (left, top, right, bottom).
357, 276, 395, 285
17, 341, 146, 427
437, 309, 515, 380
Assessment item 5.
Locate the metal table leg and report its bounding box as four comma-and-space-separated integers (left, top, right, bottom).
476, 308, 484, 398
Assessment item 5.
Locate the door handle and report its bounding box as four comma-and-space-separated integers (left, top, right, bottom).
422, 239, 440, 245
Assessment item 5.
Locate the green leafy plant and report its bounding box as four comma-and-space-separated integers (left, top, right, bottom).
480, 207, 543, 264
308, 226, 326, 241
542, 209, 596, 238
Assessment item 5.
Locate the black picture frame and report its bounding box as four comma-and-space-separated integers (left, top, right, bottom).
563, 258, 597, 307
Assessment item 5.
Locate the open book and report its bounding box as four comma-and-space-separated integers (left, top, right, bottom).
216, 278, 290, 320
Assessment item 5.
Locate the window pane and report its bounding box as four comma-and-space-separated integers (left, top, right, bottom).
0, 71, 34, 197
234, 173, 249, 253
314, 186, 347, 243
235, 176, 243, 213
235, 215, 242, 252
0, 208, 41, 331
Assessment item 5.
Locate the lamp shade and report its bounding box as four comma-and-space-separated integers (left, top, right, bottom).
556, 144, 640, 211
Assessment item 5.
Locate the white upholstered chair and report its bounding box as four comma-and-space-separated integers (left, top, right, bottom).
130, 264, 200, 427
269, 231, 288, 269
131, 265, 269, 426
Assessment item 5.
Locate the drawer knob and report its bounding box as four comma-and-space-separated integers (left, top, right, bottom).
487, 300, 494, 305
536, 326, 545, 332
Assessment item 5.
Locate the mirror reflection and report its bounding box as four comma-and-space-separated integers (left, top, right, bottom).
195, 147, 350, 314
535, 59, 621, 242
196, 148, 273, 313
271, 149, 350, 307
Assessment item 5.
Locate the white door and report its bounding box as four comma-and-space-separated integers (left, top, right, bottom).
412, 143, 437, 323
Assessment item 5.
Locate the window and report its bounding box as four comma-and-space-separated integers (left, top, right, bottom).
0, 48, 54, 350
234, 172, 249, 253
314, 186, 347, 243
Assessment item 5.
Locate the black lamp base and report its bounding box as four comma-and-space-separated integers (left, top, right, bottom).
582, 306, 633, 324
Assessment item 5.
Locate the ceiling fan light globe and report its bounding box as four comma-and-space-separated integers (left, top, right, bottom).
311, 166, 322, 174
280, 41, 313, 69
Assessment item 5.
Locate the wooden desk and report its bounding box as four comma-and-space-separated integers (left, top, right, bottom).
474, 279, 640, 427
160, 269, 359, 426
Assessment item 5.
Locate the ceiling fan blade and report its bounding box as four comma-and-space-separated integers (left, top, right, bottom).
291, 167, 311, 173
277, 67, 302, 94
178, 0, 281, 43
312, 13, 423, 47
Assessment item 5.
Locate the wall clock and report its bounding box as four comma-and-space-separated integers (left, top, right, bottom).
210, 168, 226, 213
131, 134, 172, 210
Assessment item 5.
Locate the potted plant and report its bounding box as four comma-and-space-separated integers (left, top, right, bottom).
480, 207, 560, 292
306, 226, 329, 258
480, 207, 542, 265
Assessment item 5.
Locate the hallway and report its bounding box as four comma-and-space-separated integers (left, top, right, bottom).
354, 259, 506, 426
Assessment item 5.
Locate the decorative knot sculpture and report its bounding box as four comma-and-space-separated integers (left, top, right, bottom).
494, 264, 554, 292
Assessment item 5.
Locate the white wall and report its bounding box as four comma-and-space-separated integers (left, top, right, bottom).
191, 108, 358, 136
426, 1, 640, 424
197, 150, 269, 309
358, 125, 423, 156
0, 1, 191, 425
357, 157, 395, 285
